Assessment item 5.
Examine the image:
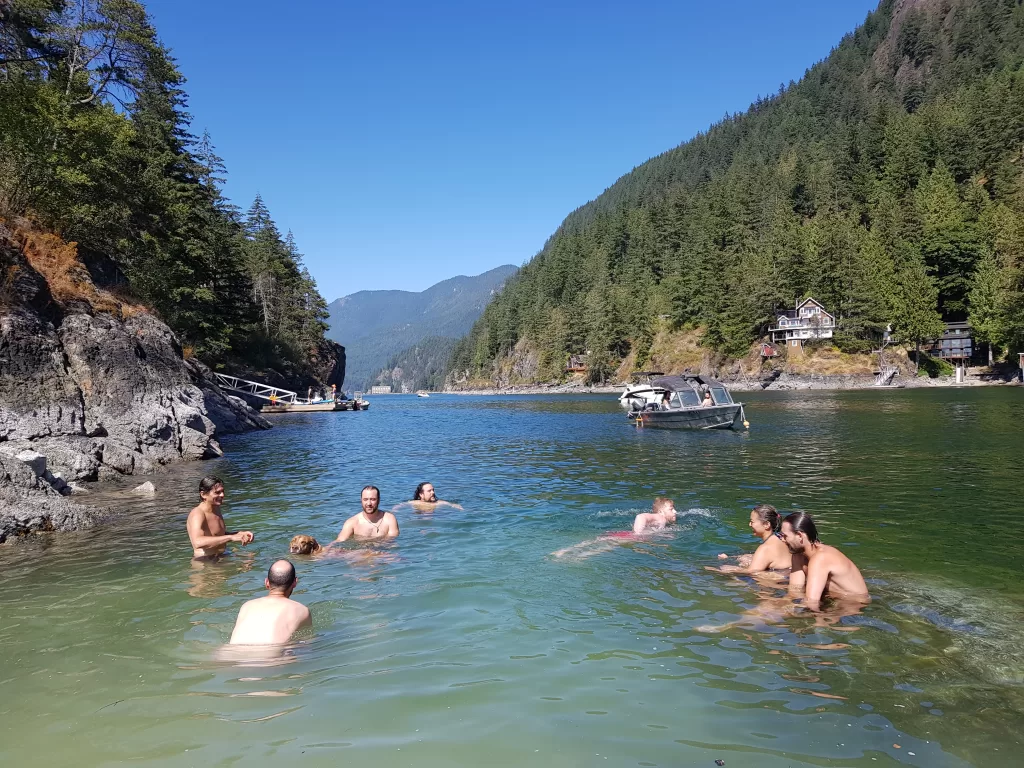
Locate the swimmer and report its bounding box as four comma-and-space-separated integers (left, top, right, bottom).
335, 485, 400, 541
553, 497, 677, 559
187, 476, 254, 559
781, 511, 870, 610
710, 504, 791, 574
406, 481, 463, 511
289, 534, 323, 555
229, 560, 312, 645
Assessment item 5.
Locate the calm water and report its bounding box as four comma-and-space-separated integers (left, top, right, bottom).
1, 390, 1023, 767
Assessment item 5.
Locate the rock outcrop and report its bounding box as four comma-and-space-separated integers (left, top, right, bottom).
0, 224, 271, 542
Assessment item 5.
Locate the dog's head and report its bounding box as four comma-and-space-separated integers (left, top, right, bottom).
289, 534, 322, 555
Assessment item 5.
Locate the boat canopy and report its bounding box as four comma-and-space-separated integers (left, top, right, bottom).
650, 374, 727, 391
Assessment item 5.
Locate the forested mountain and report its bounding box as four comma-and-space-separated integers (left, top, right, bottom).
372, 336, 457, 393
0, 1, 334, 383
327, 265, 516, 388
450, 0, 1024, 386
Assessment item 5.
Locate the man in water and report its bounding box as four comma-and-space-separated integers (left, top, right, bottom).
553, 497, 678, 559
187, 476, 254, 559
335, 485, 400, 541
229, 560, 312, 645
408, 482, 463, 511
781, 511, 870, 610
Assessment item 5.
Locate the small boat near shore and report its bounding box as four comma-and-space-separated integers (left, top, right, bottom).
627, 374, 748, 430
618, 371, 665, 410
416, 390, 430, 398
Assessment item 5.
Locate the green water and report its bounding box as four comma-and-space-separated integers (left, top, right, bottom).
1, 389, 1023, 767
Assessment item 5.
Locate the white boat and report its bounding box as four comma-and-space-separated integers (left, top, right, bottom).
627, 375, 748, 430
416, 391, 430, 398
618, 371, 666, 410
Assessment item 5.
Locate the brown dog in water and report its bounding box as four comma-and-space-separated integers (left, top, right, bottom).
289, 534, 322, 555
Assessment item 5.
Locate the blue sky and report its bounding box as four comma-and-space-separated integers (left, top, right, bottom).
145, 0, 879, 301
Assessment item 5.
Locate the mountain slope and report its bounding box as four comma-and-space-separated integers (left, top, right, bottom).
327, 265, 517, 388
449, 0, 1024, 387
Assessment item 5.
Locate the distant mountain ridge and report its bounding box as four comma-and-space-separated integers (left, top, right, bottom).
327, 264, 517, 388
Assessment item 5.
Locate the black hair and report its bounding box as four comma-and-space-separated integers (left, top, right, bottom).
413, 482, 431, 501
783, 511, 819, 543
199, 476, 223, 496
362, 485, 380, 498
753, 503, 780, 533
267, 560, 296, 589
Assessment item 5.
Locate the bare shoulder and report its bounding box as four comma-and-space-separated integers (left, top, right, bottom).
384, 511, 398, 522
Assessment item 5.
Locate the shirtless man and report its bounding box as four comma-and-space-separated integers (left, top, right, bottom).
407, 481, 463, 511
228, 560, 312, 645
335, 485, 400, 541
187, 476, 254, 559
553, 497, 678, 559
781, 511, 870, 610
711, 503, 791, 574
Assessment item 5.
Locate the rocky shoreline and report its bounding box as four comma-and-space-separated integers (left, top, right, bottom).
0, 226, 272, 543
444, 370, 1019, 396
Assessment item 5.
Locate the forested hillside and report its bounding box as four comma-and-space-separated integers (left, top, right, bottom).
450, 0, 1024, 386
0, 1, 332, 382
328, 264, 516, 388
372, 336, 457, 393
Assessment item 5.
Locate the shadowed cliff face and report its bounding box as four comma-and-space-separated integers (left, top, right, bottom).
0, 225, 271, 542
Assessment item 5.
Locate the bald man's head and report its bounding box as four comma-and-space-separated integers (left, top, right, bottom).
267, 560, 296, 592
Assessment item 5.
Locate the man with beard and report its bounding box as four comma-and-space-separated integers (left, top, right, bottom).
335, 485, 400, 541
780, 511, 870, 610
408, 482, 463, 511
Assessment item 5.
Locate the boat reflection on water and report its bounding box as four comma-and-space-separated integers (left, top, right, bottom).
626, 374, 749, 430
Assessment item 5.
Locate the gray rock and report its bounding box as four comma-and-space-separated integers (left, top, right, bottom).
130, 481, 156, 496
15, 449, 46, 476
0, 485, 108, 543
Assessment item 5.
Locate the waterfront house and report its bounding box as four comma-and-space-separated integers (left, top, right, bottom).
566, 354, 589, 373
768, 298, 835, 348
921, 321, 974, 363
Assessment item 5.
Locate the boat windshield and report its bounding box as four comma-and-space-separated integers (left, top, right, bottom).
677, 387, 701, 407
710, 385, 732, 404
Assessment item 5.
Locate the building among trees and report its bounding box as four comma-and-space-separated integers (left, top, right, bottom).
768, 298, 836, 349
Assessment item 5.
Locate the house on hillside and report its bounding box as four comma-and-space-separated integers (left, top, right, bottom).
768, 298, 835, 349
921, 321, 974, 363
566, 353, 589, 373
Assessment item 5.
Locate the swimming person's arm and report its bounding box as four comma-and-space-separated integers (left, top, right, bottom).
788, 552, 807, 597
802, 559, 829, 611
335, 518, 355, 542
187, 511, 251, 549
385, 513, 400, 538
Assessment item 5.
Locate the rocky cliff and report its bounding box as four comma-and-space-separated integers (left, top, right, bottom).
0, 224, 273, 542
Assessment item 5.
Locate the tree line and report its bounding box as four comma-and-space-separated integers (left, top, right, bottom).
450, 0, 1024, 384
0, 0, 329, 375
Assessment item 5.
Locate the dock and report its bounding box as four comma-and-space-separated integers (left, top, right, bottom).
212, 373, 369, 413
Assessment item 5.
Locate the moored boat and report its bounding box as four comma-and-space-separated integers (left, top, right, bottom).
627, 375, 748, 430
618, 371, 666, 410
416, 390, 430, 398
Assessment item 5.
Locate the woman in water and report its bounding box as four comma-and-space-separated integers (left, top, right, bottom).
713, 503, 791, 574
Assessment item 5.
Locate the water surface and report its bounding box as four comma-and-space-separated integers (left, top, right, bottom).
1, 389, 1023, 767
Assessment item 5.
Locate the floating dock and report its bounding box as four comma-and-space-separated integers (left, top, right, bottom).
211, 373, 369, 414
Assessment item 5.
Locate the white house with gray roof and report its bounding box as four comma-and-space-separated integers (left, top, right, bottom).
768, 297, 835, 348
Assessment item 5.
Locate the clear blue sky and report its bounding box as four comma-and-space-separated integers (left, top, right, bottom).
145, 0, 879, 301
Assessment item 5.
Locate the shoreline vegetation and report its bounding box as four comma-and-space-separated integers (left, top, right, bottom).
445, 0, 1024, 392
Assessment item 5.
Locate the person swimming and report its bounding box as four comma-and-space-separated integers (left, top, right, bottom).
404, 482, 464, 511
781, 511, 870, 610
711, 503, 791, 574
228, 560, 312, 645
335, 486, 400, 541
553, 498, 678, 559
186, 476, 254, 560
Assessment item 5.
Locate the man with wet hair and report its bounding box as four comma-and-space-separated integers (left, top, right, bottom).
781, 511, 870, 610
630, 497, 678, 534
229, 560, 312, 645
553, 497, 679, 559
408, 482, 463, 511
187, 476, 254, 559
336, 485, 400, 541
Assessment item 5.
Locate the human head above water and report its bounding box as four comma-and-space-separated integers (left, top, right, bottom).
750, 503, 780, 534
266, 559, 297, 594
361, 485, 380, 514
199, 475, 224, 505
652, 497, 677, 521
413, 482, 437, 502
781, 511, 820, 553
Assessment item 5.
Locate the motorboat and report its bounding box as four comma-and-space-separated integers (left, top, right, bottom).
618, 371, 666, 410
416, 391, 430, 398
627, 374, 748, 430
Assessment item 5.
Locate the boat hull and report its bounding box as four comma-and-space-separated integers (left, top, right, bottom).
630, 404, 742, 430
262, 402, 346, 413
